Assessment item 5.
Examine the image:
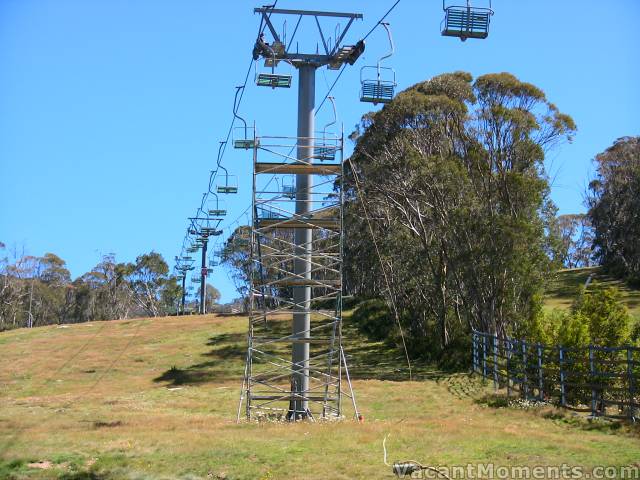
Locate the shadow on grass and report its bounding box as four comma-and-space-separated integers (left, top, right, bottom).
0, 460, 115, 480
154, 321, 455, 387
58, 473, 113, 480
153, 332, 246, 386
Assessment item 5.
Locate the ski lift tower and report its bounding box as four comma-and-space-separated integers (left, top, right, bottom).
175, 256, 195, 314
241, 7, 365, 422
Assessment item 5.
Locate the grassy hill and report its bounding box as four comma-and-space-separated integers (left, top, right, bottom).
1, 308, 639, 479
545, 266, 640, 321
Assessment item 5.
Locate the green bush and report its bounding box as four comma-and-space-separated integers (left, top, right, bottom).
571, 285, 631, 346
351, 298, 394, 341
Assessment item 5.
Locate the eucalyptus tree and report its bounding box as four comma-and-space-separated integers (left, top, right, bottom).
587, 136, 640, 283
346, 72, 576, 350
126, 251, 177, 317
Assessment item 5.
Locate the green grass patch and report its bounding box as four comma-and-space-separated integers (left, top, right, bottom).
1, 312, 639, 479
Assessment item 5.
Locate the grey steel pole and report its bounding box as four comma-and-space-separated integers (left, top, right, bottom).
289, 64, 315, 420
181, 274, 187, 314
200, 240, 208, 314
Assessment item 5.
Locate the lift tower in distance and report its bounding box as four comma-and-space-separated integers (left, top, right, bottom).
238, 7, 365, 421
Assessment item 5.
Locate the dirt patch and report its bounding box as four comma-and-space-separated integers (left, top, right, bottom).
27, 461, 53, 469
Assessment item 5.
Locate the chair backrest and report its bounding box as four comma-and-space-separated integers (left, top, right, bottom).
361, 80, 395, 103
256, 73, 292, 88
442, 7, 491, 38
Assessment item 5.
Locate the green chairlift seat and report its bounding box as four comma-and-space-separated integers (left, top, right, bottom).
208, 209, 227, 217
256, 73, 292, 88
314, 145, 336, 161
359, 23, 397, 105
233, 139, 256, 149
441, 3, 492, 40
217, 185, 238, 194
216, 172, 238, 194
361, 80, 395, 104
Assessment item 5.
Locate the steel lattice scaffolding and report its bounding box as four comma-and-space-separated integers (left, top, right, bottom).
237, 130, 358, 421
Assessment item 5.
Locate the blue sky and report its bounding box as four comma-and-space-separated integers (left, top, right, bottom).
1, 0, 639, 303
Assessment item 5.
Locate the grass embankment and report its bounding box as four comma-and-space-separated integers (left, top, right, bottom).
545, 266, 640, 322
1, 307, 639, 479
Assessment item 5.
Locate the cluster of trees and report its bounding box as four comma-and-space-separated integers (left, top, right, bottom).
343, 72, 576, 357
219, 73, 638, 359
548, 136, 639, 276
0, 246, 183, 331
552, 213, 594, 269
587, 136, 640, 284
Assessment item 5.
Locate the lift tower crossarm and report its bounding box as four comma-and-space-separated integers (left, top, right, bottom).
253, 8, 363, 66
253, 8, 362, 19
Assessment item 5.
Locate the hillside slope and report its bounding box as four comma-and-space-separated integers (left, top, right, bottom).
1, 313, 639, 479
545, 267, 640, 320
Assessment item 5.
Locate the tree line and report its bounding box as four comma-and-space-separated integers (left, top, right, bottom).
0, 248, 182, 331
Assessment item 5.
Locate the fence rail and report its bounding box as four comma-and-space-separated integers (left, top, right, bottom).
471, 330, 639, 420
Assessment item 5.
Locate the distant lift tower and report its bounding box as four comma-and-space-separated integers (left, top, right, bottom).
238, 8, 365, 421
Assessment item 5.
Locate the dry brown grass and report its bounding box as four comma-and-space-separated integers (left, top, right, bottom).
1, 313, 639, 479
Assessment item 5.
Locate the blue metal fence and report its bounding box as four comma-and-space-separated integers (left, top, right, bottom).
471, 330, 639, 420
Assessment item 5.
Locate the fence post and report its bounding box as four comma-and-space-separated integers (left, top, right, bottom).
628, 347, 636, 421
472, 332, 478, 374
537, 343, 544, 401
559, 346, 566, 407
482, 334, 487, 381
506, 339, 511, 399
493, 334, 499, 390
589, 345, 597, 417
521, 340, 529, 399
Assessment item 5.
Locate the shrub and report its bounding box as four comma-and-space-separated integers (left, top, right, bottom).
571, 285, 631, 346
351, 298, 394, 341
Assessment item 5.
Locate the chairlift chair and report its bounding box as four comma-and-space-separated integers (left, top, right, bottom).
360, 23, 397, 105
207, 193, 227, 217
217, 178, 238, 194
282, 176, 295, 199
201, 227, 223, 237
216, 164, 239, 194
254, 35, 292, 89
441, 0, 493, 41
258, 206, 283, 220
314, 96, 338, 161
232, 86, 258, 149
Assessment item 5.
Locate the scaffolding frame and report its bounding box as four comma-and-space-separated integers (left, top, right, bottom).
237, 128, 359, 421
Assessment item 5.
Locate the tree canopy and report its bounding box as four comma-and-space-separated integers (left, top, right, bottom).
587, 136, 640, 284
345, 71, 576, 355
0, 247, 182, 330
